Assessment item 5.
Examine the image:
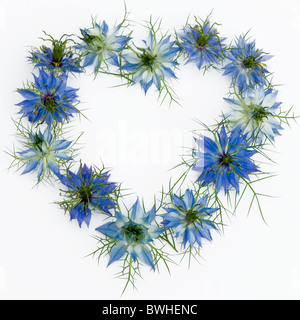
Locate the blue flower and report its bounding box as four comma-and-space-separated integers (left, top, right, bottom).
224, 86, 283, 143
17, 69, 79, 125
76, 20, 129, 73
121, 31, 180, 94
96, 198, 164, 269
18, 126, 72, 181
59, 163, 117, 228
29, 36, 82, 74
223, 36, 272, 92
193, 125, 259, 194
178, 19, 225, 70
162, 189, 218, 248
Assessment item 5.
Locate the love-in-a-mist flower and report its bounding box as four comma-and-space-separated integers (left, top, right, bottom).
17, 69, 79, 125
224, 86, 283, 143
223, 35, 272, 92
29, 33, 82, 74
162, 189, 218, 248
96, 198, 164, 269
59, 163, 117, 228
76, 20, 129, 73
178, 18, 225, 70
121, 31, 180, 93
193, 125, 259, 194
18, 126, 72, 181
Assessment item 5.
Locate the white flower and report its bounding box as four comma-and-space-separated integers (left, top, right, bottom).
224, 86, 283, 143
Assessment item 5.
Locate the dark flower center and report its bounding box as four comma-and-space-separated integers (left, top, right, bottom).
242, 56, 256, 69
141, 53, 156, 67
186, 209, 199, 223
219, 153, 232, 167
79, 186, 92, 203
252, 106, 269, 121
196, 32, 211, 48
43, 95, 57, 112
33, 135, 44, 147
123, 222, 147, 244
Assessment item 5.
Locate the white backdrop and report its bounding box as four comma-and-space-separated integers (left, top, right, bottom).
1, 0, 300, 300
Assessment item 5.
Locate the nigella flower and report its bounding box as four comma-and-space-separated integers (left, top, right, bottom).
17, 69, 79, 125
178, 18, 225, 70
96, 198, 164, 269
76, 20, 129, 73
29, 33, 82, 74
224, 86, 283, 143
18, 126, 72, 181
223, 35, 272, 92
162, 189, 218, 248
121, 31, 180, 94
59, 163, 117, 228
193, 125, 259, 194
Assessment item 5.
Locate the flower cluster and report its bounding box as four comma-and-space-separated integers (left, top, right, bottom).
10, 11, 296, 295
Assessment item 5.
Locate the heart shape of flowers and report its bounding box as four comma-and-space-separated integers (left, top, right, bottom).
10, 11, 295, 293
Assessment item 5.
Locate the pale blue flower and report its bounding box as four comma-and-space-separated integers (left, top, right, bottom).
18, 126, 72, 181
224, 86, 283, 143
96, 198, 164, 269
162, 189, 218, 248
76, 20, 129, 73
121, 31, 180, 93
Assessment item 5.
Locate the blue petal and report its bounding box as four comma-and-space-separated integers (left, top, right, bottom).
172, 194, 187, 211
22, 159, 40, 175
48, 160, 61, 177
133, 244, 155, 270
83, 53, 97, 67
144, 206, 156, 225
18, 90, 39, 100
108, 242, 127, 266
70, 203, 92, 228
52, 139, 72, 151
183, 189, 195, 209
96, 222, 119, 238
130, 198, 145, 223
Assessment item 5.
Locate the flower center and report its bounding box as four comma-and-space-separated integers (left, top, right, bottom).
242, 56, 256, 69
186, 209, 198, 223
196, 32, 211, 48
141, 53, 156, 67
123, 222, 147, 244
252, 106, 269, 121
219, 153, 232, 167
52, 41, 65, 65
43, 95, 57, 112
79, 186, 92, 203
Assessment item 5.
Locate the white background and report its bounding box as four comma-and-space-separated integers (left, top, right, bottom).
0, 0, 300, 300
